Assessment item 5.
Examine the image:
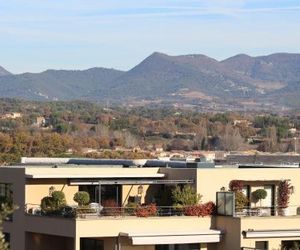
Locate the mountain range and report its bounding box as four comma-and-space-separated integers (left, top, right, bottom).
1, 52, 300, 109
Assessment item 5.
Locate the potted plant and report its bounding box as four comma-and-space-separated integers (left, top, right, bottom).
73, 191, 90, 207
278, 180, 291, 216
229, 180, 243, 192
252, 189, 267, 207
229, 180, 248, 216
40, 191, 66, 216
235, 191, 249, 213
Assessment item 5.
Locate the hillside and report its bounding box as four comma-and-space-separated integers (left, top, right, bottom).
0, 68, 124, 100
0, 66, 11, 76
0, 52, 300, 109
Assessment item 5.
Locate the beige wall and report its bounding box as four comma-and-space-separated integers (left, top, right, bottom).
196, 168, 300, 211
76, 216, 212, 238
241, 217, 300, 250
25, 179, 78, 206
122, 185, 146, 205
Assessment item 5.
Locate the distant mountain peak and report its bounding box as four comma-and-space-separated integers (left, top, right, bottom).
0, 66, 12, 76
1, 52, 300, 109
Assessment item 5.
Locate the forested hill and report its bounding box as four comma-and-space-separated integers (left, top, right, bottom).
1, 52, 300, 108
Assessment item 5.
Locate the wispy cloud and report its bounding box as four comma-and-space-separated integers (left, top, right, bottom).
1, 0, 300, 73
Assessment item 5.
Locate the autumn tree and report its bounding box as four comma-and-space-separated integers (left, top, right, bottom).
220, 124, 244, 151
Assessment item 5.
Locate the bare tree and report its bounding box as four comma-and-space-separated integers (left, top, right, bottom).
124, 131, 138, 148
220, 124, 244, 151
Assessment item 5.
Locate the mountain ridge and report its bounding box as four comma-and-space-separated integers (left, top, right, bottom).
0, 66, 11, 76
0, 52, 300, 109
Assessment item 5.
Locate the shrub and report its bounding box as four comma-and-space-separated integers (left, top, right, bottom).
40, 191, 66, 215
235, 191, 248, 211
172, 185, 202, 206
135, 203, 157, 217
229, 180, 243, 192
41, 196, 54, 213
184, 202, 216, 217
73, 191, 90, 207
51, 191, 66, 208
278, 180, 291, 208
252, 189, 267, 207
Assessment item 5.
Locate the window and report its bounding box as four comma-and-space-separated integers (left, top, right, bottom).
155, 244, 200, 250
255, 241, 268, 250
281, 240, 300, 249
242, 185, 250, 200
80, 238, 103, 250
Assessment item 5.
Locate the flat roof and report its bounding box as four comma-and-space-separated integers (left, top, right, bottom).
26, 173, 165, 179
24, 167, 163, 179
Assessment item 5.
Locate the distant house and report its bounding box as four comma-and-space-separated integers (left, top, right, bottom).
233, 119, 252, 127
289, 128, 297, 135
32, 116, 50, 128
36, 116, 46, 126
1, 112, 22, 119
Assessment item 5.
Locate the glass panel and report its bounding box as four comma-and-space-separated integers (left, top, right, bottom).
255, 241, 268, 250
156, 245, 199, 250
217, 192, 234, 216
262, 185, 272, 207
225, 193, 234, 216
281, 240, 300, 249
80, 238, 103, 250
217, 192, 225, 215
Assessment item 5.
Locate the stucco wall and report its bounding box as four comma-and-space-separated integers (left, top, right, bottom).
76, 216, 212, 238
241, 216, 300, 249
25, 179, 79, 206
196, 168, 300, 211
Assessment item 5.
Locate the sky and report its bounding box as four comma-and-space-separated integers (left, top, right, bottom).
0, 0, 300, 74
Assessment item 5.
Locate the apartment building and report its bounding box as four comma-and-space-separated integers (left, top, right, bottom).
1, 158, 300, 250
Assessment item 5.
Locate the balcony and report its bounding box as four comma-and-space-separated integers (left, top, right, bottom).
234, 205, 300, 217
25, 203, 215, 219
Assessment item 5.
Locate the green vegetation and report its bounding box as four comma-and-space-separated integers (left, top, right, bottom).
40, 191, 66, 215
0, 99, 299, 165
252, 189, 268, 207
172, 185, 202, 207
73, 191, 90, 207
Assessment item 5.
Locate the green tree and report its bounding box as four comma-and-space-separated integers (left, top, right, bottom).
172, 185, 202, 207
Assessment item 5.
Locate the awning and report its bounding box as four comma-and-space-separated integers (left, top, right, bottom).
69, 179, 194, 185
26, 173, 165, 179
119, 230, 222, 245
243, 229, 300, 238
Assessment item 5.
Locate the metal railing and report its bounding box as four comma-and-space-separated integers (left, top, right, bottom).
234, 205, 300, 217
25, 203, 198, 219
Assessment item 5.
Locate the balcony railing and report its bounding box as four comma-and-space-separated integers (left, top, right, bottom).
234, 205, 300, 217
25, 203, 207, 219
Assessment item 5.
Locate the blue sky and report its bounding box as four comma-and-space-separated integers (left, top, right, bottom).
1, 0, 300, 73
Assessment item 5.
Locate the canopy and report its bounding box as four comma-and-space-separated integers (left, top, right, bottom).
119, 229, 222, 245
243, 229, 300, 238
